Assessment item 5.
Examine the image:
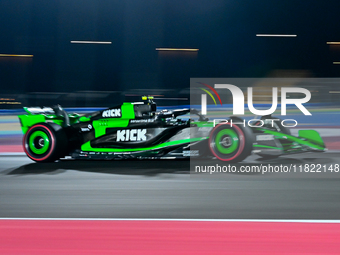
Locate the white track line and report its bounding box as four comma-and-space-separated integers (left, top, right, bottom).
0, 218, 340, 223
0, 153, 25, 156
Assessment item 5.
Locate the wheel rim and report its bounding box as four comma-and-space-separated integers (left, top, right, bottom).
214, 129, 239, 154
28, 130, 50, 154
209, 123, 246, 162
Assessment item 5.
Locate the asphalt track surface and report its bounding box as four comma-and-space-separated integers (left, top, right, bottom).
1, 152, 340, 220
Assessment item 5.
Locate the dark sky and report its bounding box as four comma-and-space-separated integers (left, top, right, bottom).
0, 0, 340, 93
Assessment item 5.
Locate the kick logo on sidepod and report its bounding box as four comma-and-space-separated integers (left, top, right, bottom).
116, 129, 147, 142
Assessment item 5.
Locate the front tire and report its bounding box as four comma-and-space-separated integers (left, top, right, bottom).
209, 122, 253, 162
23, 123, 67, 162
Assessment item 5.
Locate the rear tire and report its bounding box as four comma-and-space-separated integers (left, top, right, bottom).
209, 121, 253, 162
23, 123, 68, 162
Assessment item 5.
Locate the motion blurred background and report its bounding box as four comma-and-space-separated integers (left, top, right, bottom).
2, 2, 340, 253
1, 0, 340, 151
2, 1, 340, 103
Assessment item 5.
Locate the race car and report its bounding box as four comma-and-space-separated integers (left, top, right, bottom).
18, 96, 326, 163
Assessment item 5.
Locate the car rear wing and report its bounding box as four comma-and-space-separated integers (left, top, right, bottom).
19, 105, 73, 134
23, 106, 56, 115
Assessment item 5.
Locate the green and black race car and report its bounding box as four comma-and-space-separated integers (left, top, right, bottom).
18, 96, 326, 163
